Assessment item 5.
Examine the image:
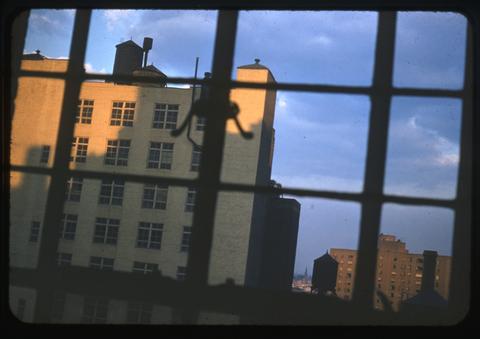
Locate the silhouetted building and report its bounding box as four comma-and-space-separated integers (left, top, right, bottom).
259, 194, 300, 291
311, 251, 338, 296
330, 234, 451, 311
401, 250, 448, 311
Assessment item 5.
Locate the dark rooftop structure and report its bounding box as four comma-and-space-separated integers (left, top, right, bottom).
401, 250, 448, 311
311, 251, 339, 296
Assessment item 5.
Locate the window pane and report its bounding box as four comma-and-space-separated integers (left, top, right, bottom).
221, 91, 370, 193
393, 12, 467, 89
234, 11, 378, 85
384, 97, 462, 199
374, 204, 454, 312
23, 9, 75, 73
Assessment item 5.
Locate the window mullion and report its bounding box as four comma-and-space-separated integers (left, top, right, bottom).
352, 11, 397, 309
449, 22, 473, 318
33, 10, 92, 323
183, 10, 239, 322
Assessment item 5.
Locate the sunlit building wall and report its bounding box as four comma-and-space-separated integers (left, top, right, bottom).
9, 42, 287, 323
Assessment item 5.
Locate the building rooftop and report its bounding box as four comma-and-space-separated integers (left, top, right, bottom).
314, 251, 338, 264
403, 289, 448, 308
115, 39, 142, 49
134, 64, 168, 78
238, 58, 270, 70
238, 58, 276, 82
22, 50, 46, 60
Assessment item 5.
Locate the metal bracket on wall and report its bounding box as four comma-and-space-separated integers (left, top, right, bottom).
171, 97, 254, 149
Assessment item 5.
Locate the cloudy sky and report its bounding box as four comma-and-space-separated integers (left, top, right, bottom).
22, 9, 467, 275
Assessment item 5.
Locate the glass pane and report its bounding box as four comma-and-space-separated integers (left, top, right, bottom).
293, 197, 361, 300
222, 89, 370, 193
375, 204, 454, 319
384, 97, 462, 199
22, 9, 76, 73
393, 12, 468, 89
86, 10, 217, 81
234, 11, 378, 85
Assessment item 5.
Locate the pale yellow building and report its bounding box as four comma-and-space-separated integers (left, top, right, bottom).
330, 234, 451, 311
9, 39, 279, 323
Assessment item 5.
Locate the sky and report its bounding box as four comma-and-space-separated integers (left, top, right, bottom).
22, 9, 468, 275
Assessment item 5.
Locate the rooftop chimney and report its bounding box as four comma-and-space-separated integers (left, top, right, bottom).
142, 37, 153, 68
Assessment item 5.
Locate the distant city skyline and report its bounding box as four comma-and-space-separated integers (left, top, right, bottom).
22, 9, 466, 275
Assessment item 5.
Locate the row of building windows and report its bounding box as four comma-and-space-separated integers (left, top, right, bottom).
76, 99, 207, 131
64, 177, 197, 212
31, 218, 192, 253
55, 251, 187, 281
14, 292, 180, 323
43, 139, 202, 172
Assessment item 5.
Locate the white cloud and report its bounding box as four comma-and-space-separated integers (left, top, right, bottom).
405, 116, 459, 168
84, 63, 107, 74
103, 10, 140, 32
127, 10, 217, 43
28, 10, 75, 36
435, 153, 459, 167
308, 34, 332, 47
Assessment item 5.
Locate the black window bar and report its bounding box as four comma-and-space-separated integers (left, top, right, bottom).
7, 2, 474, 325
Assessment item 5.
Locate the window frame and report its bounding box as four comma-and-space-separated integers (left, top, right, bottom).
7, 5, 475, 325
141, 183, 168, 209
135, 222, 163, 250
98, 178, 125, 206
132, 261, 159, 274
92, 217, 120, 245
81, 297, 109, 323
89, 256, 115, 271
70, 136, 89, 163
59, 213, 77, 240
180, 226, 192, 252
104, 139, 131, 166
152, 103, 179, 129
147, 141, 174, 169
110, 101, 135, 127
76, 99, 94, 124
64, 176, 83, 202
39, 145, 50, 164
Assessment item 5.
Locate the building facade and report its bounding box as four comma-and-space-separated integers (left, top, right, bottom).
330, 234, 451, 311
9, 39, 298, 323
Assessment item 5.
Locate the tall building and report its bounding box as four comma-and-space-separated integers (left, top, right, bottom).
9, 38, 299, 323
258, 188, 301, 291
330, 234, 451, 311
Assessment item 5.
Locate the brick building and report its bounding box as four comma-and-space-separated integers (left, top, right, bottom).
9, 38, 300, 323
330, 234, 451, 311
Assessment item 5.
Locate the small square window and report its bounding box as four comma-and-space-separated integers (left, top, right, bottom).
93, 218, 120, 245
29, 221, 40, 242
185, 187, 196, 212
153, 103, 179, 129
110, 101, 135, 126
147, 142, 174, 169
76, 99, 94, 124
40, 145, 50, 164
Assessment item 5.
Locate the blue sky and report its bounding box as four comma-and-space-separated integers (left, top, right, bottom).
22, 9, 468, 275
